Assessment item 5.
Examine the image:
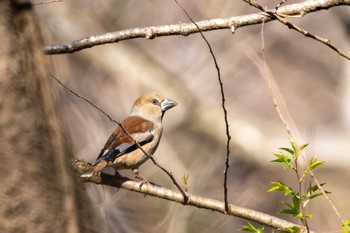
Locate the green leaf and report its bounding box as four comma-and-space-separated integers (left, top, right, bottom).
293, 212, 313, 220
282, 226, 301, 233
304, 214, 313, 219
240, 222, 264, 233
279, 147, 294, 155
299, 143, 309, 151
182, 174, 189, 191
182, 174, 189, 185
279, 197, 301, 217
272, 153, 291, 162
267, 181, 294, 196
308, 157, 325, 170
308, 192, 323, 200
281, 201, 294, 209
305, 183, 330, 200
308, 183, 320, 193
289, 138, 298, 153
291, 196, 300, 211
342, 219, 350, 233
279, 208, 298, 216
271, 153, 291, 169
307, 183, 322, 195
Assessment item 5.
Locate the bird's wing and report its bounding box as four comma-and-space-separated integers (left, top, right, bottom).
94, 116, 155, 164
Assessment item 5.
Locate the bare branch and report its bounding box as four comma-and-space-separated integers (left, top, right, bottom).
73, 159, 311, 233
43, 0, 350, 55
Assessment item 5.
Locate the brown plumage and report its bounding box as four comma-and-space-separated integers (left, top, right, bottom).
82, 92, 177, 178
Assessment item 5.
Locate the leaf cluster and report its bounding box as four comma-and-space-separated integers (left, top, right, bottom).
241, 139, 328, 233
268, 139, 326, 220
343, 220, 350, 233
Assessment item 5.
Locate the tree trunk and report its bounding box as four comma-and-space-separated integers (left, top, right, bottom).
0, 1, 96, 232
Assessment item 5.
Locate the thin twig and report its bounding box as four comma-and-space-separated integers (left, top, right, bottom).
173, 0, 231, 213
294, 156, 310, 232
274, 0, 288, 12
50, 74, 189, 202
246, 49, 301, 141
243, 0, 350, 61
258, 20, 294, 139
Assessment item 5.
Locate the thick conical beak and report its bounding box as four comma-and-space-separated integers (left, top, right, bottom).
161, 98, 177, 112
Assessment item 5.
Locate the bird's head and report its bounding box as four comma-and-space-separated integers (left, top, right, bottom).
130, 92, 177, 122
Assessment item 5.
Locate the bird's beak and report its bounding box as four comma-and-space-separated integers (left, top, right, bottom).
161, 99, 177, 112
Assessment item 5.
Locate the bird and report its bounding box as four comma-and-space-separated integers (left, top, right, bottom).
82, 92, 177, 180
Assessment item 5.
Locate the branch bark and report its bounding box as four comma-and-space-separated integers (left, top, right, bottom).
73, 159, 311, 232
43, 0, 350, 55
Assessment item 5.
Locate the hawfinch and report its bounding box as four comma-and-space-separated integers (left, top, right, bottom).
82, 92, 177, 179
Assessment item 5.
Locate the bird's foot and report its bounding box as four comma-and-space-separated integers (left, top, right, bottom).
135, 174, 150, 183
134, 174, 150, 188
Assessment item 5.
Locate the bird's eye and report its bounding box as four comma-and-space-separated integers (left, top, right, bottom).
151, 99, 159, 105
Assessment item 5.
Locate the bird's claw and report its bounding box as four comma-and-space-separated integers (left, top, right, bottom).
134, 175, 150, 188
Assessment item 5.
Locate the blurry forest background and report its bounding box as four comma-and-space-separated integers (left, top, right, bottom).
31, 0, 350, 232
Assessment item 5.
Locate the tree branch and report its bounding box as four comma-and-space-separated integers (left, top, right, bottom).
72, 159, 311, 233
43, 0, 350, 55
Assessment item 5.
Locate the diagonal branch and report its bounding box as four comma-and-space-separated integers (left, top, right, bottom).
43, 0, 350, 55
73, 159, 311, 233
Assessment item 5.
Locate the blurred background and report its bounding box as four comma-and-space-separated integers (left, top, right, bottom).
34, 0, 349, 232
